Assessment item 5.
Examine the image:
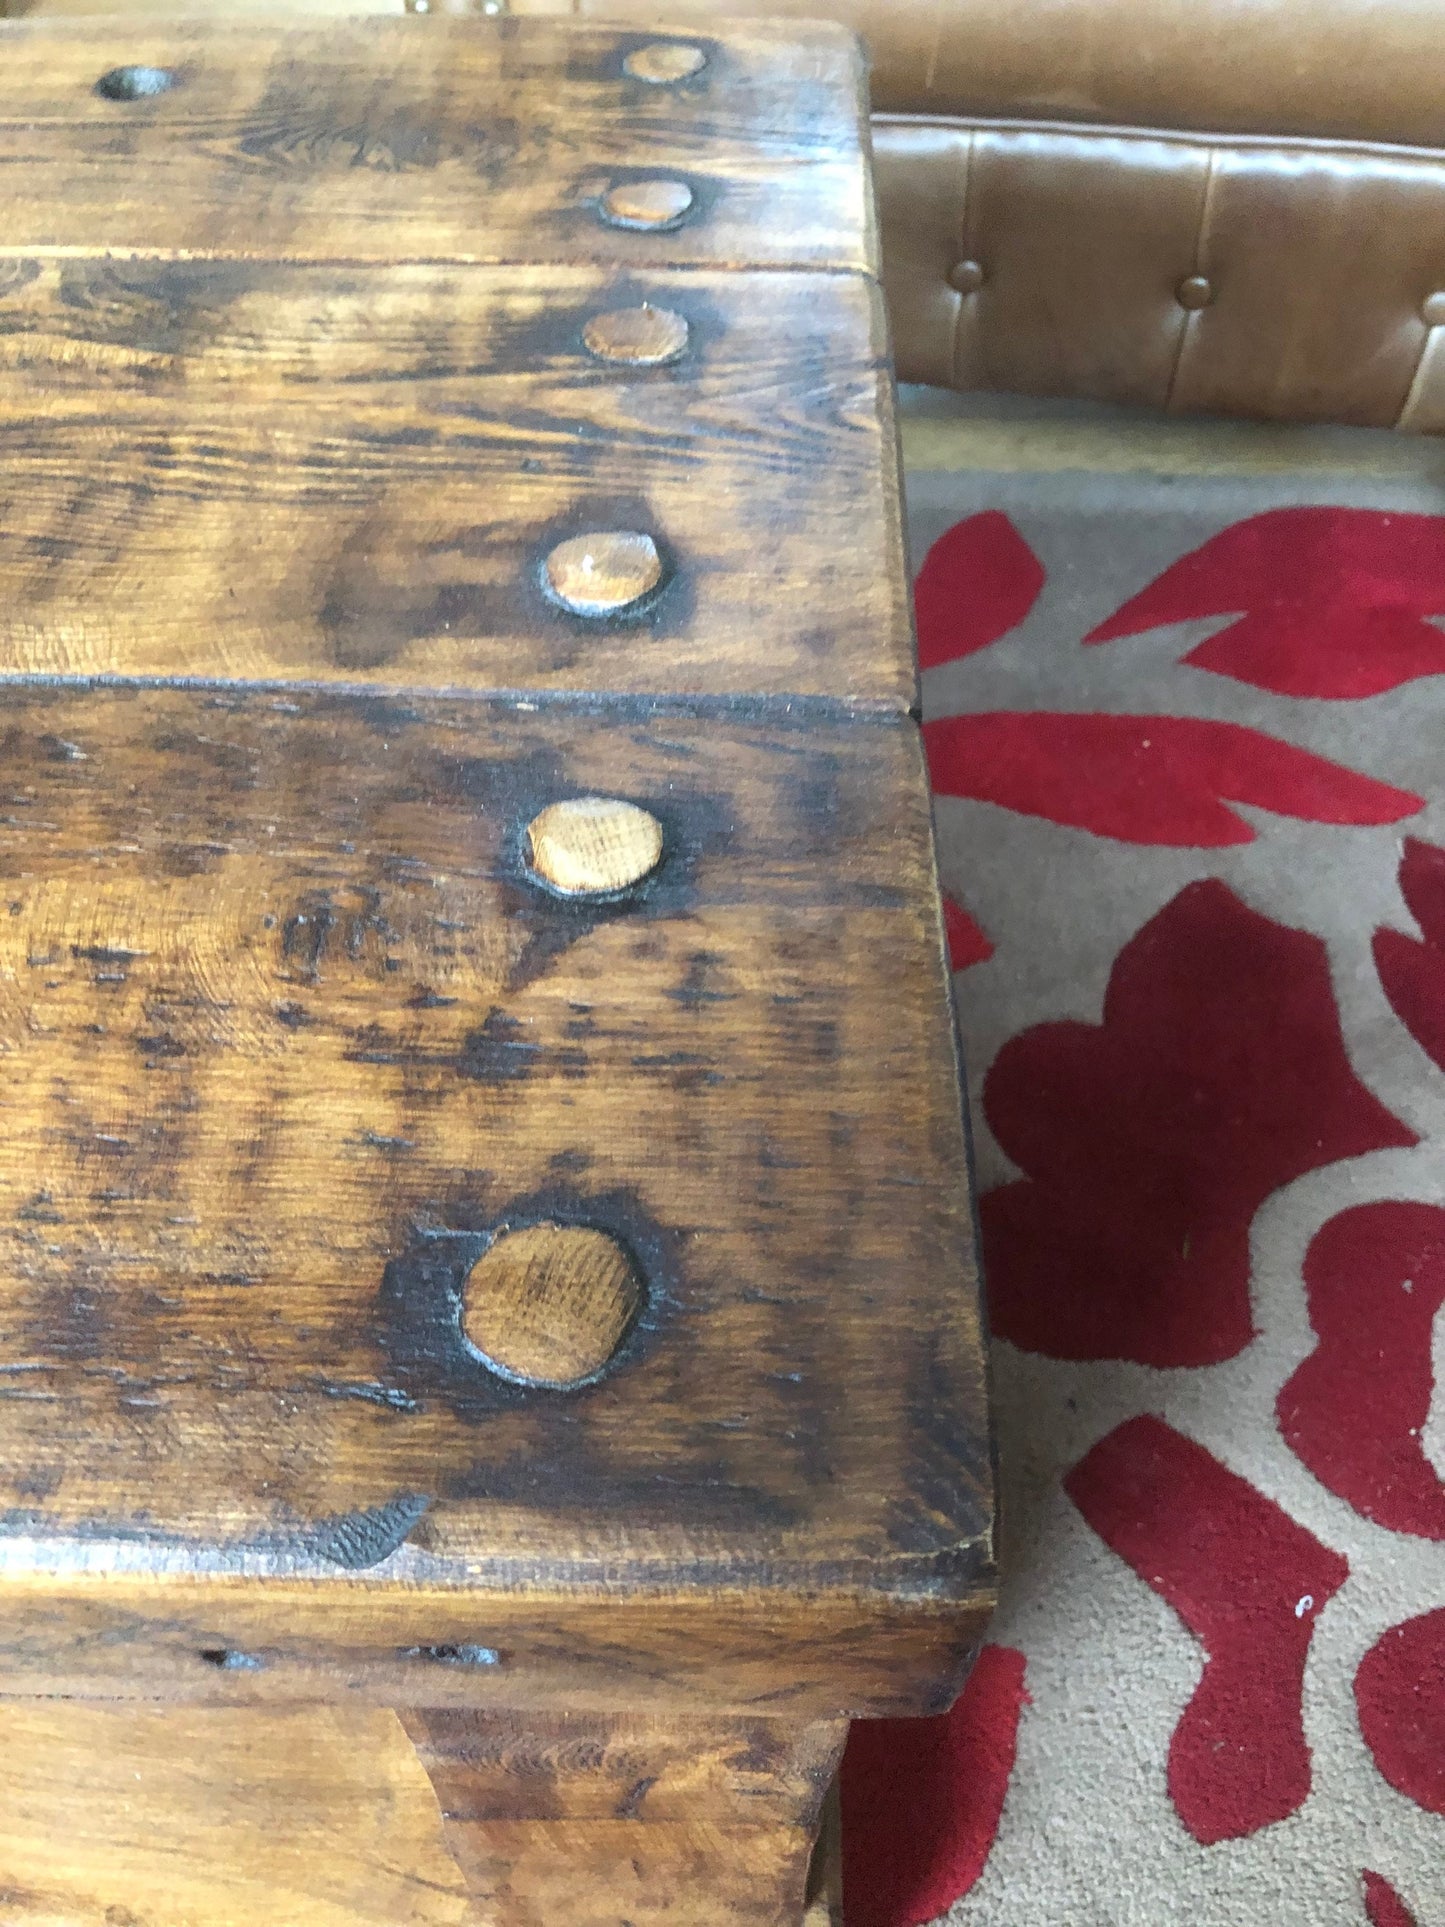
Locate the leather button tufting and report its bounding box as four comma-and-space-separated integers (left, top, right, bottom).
1176, 275, 1215, 311
947, 259, 985, 296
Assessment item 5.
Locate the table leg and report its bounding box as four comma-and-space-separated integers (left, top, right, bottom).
398, 1708, 848, 1925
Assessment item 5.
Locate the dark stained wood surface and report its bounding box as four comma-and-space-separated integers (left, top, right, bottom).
0, 687, 987, 1606
0, 256, 910, 703
0, 1572, 983, 1717
0, 1697, 844, 1924
0, 1702, 476, 1924
0, 16, 874, 271
0, 22, 990, 1917
398, 1709, 845, 1925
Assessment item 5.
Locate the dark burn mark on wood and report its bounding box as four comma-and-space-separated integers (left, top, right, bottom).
198, 1646, 263, 1670
615, 1774, 658, 1820
316, 1379, 418, 1412
456, 1008, 544, 1084
409, 985, 457, 1009
579, 164, 721, 237
16, 1192, 62, 1225
160, 840, 229, 878
407, 1642, 501, 1668
281, 887, 395, 980
242, 65, 522, 181
135, 1032, 186, 1060
490, 272, 726, 385
664, 950, 734, 1010
888, 1331, 997, 1573
630, 1050, 724, 1093
27, 1280, 112, 1365
38, 735, 86, 763
282, 897, 336, 976
307, 1491, 431, 1570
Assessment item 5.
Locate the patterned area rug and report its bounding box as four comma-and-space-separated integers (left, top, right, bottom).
841, 407, 1445, 1927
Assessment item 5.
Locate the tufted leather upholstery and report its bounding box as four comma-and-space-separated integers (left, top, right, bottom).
873, 122, 1445, 428
8, 0, 1445, 427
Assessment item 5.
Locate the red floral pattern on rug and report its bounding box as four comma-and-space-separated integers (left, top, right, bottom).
925, 711, 1420, 847
1065, 1415, 1349, 1844
1355, 1610, 1445, 1817
942, 893, 994, 971
980, 880, 1414, 1365
1363, 1870, 1422, 1927
1373, 836, 1445, 1073
1085, 506, 1445, 698
840, 1646, 1029, 1926
914, 510, 1046, 670
842, 506, 1445, 1925
1277, 1202, 1445, 1539
918, 512, 1422, 846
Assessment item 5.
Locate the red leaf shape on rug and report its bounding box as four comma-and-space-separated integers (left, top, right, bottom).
1066, 1415, 1349, 1845
923, 712, 1420, 847
1355, 1609, 1445, 1817
982, 880, 1416, 1366
915, 512, 1046, 670
1085, 507, 1445, 698
840, 1645, 1029, 1927
1363, 1871, 1421, 1927
1277, 1202, 1445, 1539
1374, 837, 1445, 1073
942, 893, 995, 971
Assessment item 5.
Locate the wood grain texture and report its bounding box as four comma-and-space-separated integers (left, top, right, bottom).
0, 257, 910, 703
0, 16, 873, 272
399, 1708, 845, 1827
583, 301, 691, 365
0, 685, 990, 1687
0, 1700, 850, 1924
525, 795, 665, 895
399, 1709, 845, 1925
459, 1222, 645, 1388
0, 1702, 475, 1924
0, 1573, 984, 1716
0, 1711, 847, 1919
0, 17, 984, 1923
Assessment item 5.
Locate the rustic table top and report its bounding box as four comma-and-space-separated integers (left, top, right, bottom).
0, 14, 993, 1722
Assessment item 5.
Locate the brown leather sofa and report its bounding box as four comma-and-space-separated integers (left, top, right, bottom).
8, 0, 1445, 429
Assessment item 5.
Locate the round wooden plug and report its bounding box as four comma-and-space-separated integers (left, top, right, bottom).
599, 179, 694, 231
461, 1222, 643, 1389
525, 796, 664, 897
542, 530, 663, 617
623, 42, 708, 83
582, 304, 690, 366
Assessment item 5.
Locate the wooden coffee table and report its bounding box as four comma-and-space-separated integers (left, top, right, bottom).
0, 15, 994, 1924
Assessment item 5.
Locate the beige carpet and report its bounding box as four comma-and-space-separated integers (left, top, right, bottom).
839, 391, 1445, 1927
